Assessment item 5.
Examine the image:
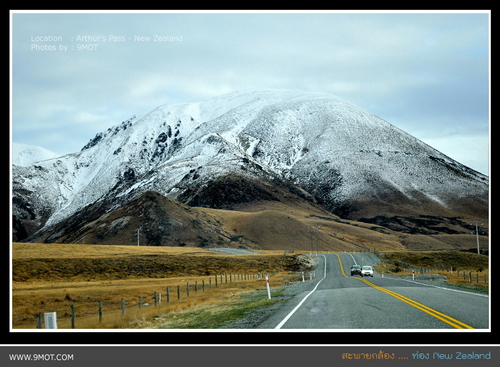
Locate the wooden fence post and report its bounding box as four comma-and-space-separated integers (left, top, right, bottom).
177, 285, 181, 300
121, 298, 125, 315
71, 305, 75, 329
98, 301, 103, 323
37, 314, 42, 329
166, 287, 170, 304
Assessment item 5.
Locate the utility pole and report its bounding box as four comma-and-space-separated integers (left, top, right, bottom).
74, 234, 88, 245
316, 226, 320, 255
308, 226, 320, 256
137, 227, 141, 246
308, 226, 313, 255
471, 221, 483, 254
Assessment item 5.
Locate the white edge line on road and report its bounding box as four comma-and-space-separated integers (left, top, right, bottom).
391, 276, 489, 298
348, 253, 357, 265
275, 255, 327, 329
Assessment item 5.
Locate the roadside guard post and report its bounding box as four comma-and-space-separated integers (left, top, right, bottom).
412, 270, 415, 281
44, 312, 57, 329
265, 275, 271, 299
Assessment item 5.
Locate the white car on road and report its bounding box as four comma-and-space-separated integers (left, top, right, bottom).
361, 265, 374, 277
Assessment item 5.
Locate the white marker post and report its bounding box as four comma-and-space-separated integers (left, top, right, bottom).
44, 312, 57, 329
412, 270, 415, 281
301, 272, 305, 282
265, 275, 271, 299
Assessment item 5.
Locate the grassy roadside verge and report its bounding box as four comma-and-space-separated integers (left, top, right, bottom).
138, 283, 292, 329
374, 250, 489, 293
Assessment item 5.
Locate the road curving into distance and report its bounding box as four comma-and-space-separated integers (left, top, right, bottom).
257, 253, 489, 330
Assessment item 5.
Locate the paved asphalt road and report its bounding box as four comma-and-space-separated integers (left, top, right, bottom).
258, 253, 489, 330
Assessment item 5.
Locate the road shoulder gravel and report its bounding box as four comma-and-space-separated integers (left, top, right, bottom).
219, 277, 317, 329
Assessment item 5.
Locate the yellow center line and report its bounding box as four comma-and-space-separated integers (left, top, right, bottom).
335, 254, 474, 329
337, 254, 348, 277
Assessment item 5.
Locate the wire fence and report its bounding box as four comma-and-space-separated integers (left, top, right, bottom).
33, 271, 296, 329
385, 266, 489, 286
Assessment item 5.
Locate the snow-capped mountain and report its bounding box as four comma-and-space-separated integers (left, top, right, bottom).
12, 142, 59, 166
12, 89, 489, 243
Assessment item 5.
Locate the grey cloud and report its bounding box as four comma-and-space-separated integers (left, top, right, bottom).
11, 11, 489, 174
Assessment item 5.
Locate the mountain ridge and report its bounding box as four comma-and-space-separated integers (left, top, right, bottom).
12, 89, 488, 249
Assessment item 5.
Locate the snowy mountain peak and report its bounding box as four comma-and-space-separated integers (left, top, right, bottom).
12, 142, 59, 166
12, 89, 488, 243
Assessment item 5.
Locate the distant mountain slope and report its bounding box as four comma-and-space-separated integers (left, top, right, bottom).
12, 89, 488, 248
12, 142, 59, 166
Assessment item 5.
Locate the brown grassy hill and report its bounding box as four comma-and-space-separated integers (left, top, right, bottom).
29, 185, 487, 252
36, 191, 246, 248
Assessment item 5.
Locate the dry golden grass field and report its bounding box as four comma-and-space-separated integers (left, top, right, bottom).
12, 243, 310, 329
12, 243, 489, 329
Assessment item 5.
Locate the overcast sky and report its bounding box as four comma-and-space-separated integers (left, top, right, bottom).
11, 10, 490, 175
